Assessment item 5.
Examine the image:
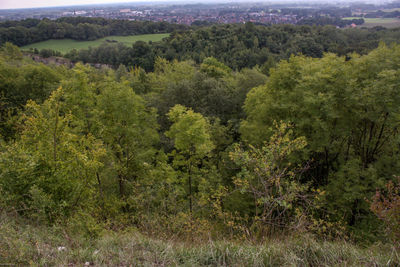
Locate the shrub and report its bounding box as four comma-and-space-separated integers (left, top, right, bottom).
370, 176, 400, 248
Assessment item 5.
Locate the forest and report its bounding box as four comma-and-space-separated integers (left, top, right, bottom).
38, 22, 400, 71
0, 17, 187, 46
3, 17, 400, 71
0, 18, 400, 265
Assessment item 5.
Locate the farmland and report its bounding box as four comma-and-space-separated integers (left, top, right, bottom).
343, 17, 400, 28
21, 33, 170, 54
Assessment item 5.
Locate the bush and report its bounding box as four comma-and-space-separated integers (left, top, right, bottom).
370, 176, 400, 248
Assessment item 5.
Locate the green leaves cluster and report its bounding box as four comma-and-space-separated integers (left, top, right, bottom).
1, 42, 400, 242
0, 87, 106, 222
230, 122, 309, 230
166, 104, 214, 156
241, 44, 400, 239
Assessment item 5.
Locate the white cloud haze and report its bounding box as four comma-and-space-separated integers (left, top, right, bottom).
0, 0, 392, 10
0, 0, 151, 9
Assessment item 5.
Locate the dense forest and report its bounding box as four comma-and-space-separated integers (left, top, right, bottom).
0, 17, 187, 46
0, 18, 400, 265
42, 22, 400, 71
3, 17, 400, 71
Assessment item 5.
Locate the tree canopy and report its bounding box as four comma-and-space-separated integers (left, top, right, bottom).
1, 39, 400, 243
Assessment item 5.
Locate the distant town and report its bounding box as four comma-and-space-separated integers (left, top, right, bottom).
0, 3, 305, 25
1, 1, 400, 27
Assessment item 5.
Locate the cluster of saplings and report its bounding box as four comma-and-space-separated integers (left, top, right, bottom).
0, 42, 399, 246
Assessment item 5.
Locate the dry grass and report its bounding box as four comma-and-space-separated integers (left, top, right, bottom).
0, 213, 398, 266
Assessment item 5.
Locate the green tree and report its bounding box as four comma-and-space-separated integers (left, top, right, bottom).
241, 44, 400, 237
0, 87, 105, 222
230, 122, 309, 233
0, 44, 61, 139
200, 57, 232, 79
166, 105, 214, 216
95, 81, 159, 200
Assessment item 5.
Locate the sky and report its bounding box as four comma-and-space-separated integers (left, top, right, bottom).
0, 0, 389, 9
0, 0, 161, 10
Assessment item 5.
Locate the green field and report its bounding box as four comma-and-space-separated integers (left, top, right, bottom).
342, 17, 364, 20
343, 17, 400, 28
381, 8, 400, 12
21, 33, 170, 54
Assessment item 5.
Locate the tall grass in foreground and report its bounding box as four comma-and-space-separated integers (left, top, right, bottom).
0, 213, 398, 266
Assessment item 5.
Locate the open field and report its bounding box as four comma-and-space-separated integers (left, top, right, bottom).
343, 17, 400, 28
342, 17, 364, 20
361, 18, 400, 28
381, 8, 400, 12
21, 33, 170, 53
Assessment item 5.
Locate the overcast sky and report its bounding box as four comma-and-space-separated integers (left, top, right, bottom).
0, 0, 162, 10
0, 0, 389, 10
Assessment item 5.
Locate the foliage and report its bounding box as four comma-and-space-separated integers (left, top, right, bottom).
22, 34, 170, 54
2, 38, 400, 247
59, 23, 400, 71
167, 105, 214, 156
0, 17, 185, 46
200, 57, 232, 78
230, 122, 310, 232
370, 176, 400, 247
0, 87, 106, 222
0, 43, 61, 139
166, 105, 216, 232
146, 58, 267, 134
0, 213, 398, 266
241, 44, 400, 238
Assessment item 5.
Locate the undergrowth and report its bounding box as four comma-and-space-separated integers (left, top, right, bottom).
0, 213, 398, 266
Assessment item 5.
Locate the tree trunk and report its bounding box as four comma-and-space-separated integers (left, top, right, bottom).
53, 103, 59, 162
118, 173, 124, 198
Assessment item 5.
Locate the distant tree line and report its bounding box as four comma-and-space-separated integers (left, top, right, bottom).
3, 18, 400, 73
0, 17, 187, 46
280, 7, 352, 18
365, 10, 400, 18
64, 22, 400, 72
298, 17, 364, 27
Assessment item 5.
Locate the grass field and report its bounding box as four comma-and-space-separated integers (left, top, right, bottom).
21, 33, 170, 54
343, 17, 400, 28
342, 17, 364, 20
381, 8, 400, 12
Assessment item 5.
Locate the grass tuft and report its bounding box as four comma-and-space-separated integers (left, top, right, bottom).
0, 213, 398, 266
